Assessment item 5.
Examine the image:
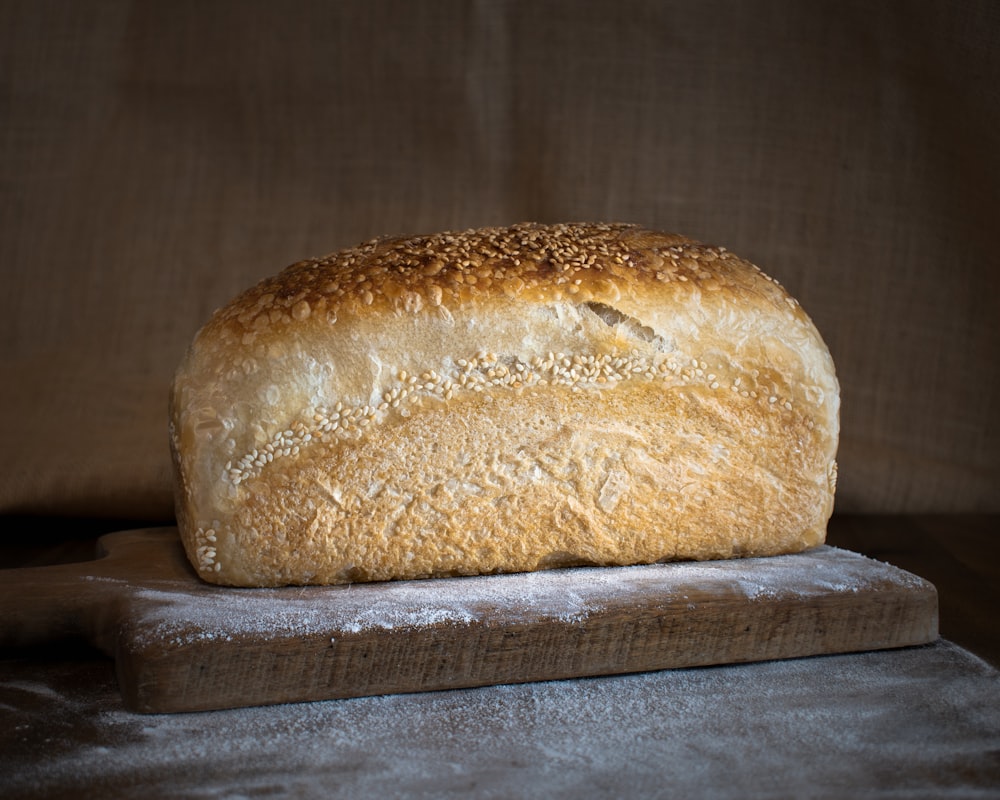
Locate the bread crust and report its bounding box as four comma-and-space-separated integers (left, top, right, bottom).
170, 222, 839, 586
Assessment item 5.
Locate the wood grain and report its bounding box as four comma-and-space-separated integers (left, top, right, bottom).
0, 528, 938, 713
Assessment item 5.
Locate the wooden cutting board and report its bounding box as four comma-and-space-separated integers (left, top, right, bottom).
0, 528, 938, 714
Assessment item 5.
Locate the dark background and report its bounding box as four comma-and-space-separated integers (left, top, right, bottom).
2, 0, 998, 528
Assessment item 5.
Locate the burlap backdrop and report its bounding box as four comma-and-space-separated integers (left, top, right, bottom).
2, 0, 997, 523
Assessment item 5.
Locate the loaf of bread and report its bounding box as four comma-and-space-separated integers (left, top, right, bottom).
169, 222, 839, 587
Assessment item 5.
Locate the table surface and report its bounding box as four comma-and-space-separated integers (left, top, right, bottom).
2, 514, 998, 798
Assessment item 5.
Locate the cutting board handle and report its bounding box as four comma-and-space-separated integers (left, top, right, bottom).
0, 528, 188, 652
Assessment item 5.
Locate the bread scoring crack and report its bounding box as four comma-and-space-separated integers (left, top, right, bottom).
581, 302, 659, 344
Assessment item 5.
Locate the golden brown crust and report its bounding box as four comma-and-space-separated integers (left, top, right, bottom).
203, 222, 798, 345
170, 222, 839, 587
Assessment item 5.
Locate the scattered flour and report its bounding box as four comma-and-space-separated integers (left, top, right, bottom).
2, 641, 999, 799
125, 546, 931, 649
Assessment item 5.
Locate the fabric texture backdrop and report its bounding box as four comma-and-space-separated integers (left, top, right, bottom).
2, 0, 997, 522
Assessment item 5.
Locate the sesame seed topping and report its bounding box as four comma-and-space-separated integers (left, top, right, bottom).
204, 222, 781, 345
193, 527, 221, 573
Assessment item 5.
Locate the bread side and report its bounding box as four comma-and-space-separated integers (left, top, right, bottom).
169, 222, 839, 586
